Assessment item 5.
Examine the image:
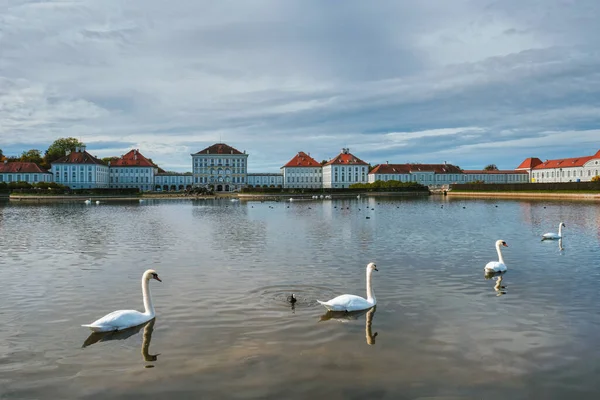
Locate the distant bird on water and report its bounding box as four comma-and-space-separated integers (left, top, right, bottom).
287, 294, 297, 304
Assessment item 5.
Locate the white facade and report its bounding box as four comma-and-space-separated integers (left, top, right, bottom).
109, 166, 156, 191
191, 143, 248, 192
368, 164, 528, 185
322, 148, 369, 189
51, 146, 109, 189
282, 167, 322, 188
247, 173, 283, 187
154, 173, 193, 191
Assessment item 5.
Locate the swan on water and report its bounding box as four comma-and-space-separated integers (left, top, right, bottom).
84, 199, 91, 205
484, 240, 508, 273
95, 200, 100, 205
82, 269, 162, 332
542, 222, 565, 240
317, 263, 378, 312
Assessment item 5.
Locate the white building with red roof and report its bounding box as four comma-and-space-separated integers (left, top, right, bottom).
322, 148, 369, 189
50, 145, 109, 189
280, 151, 322, 189
108, 149, 158, 192
191, 143, 248, 192
369, 162, 528, 185
516, 150, 600, 183
0, 161, 52, 184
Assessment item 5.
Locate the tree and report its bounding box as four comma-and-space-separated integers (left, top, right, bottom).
0, 148, 3, 159
20, 149, 43, 164
321, 160, 328, 165
102, 156, 119, 165
592, 175, 600, 182
44, 137, 83, 166
484, 164, 498, 171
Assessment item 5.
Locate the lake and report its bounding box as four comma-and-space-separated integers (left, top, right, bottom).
1, 196, 599, 399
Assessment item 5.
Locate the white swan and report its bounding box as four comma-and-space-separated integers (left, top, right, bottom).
317, 262, 378, 312
484, 240, 508, 273
542, 222, 565, 240
82, 269, 162, 332
84, 198, 91, 205
95, 200, 100, 205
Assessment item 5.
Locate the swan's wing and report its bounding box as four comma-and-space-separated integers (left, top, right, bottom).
318, 294, 370, 311
84, 310, 146, 330
485, 262, 506, 272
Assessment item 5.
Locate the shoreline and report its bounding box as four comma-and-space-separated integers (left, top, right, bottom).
447, 191, 600, 200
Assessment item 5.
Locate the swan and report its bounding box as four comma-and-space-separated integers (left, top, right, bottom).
95, 200, 100, 205
317, 262, 378, 312
84, 198, 91, 204
484, 240, 508, 273
82, 269, 162, 332
542, 222, 565, 240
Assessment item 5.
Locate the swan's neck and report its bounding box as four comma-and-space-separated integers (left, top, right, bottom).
142, 278, 155, 317
496, 243, 505, 265
366, 269, 375, 303
558, 224, 563, 236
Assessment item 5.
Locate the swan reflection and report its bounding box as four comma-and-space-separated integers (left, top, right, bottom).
559, 238, 564, 252
82, 318, 159, 365
484, 271, 506, 296
319, 306, 378, 345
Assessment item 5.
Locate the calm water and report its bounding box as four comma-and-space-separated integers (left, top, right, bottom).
1, 196, 599, 399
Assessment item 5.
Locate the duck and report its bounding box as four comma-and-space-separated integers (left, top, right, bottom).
484, 240, 508, 273
542, 222, 565, 240
317, 263, 378, 312
82, 269, 162, 332
287, 294, 297, 304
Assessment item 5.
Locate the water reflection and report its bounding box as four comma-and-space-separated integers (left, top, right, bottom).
82, 318, 159, 365
484, 271, 507, 296
319, 306, 378, 345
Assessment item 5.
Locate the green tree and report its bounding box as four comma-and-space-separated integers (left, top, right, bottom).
102, 156, 119, 165
484, 164, 498, 171
44, 137, 83, 166
20, 149, 43, 164
320, 160, 328, 165
0, 148, 3, 159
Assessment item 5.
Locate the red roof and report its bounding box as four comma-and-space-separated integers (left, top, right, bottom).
462, 170, 528, 174
325, 151, 368, 166
53, 150, 105, 165
516, 157, 543, 170
0, 162, 50, 174
193, 143, 244, 155
533, 154, 598, 169
369, 164, 411, 174
110, 149, 155, 167
282, 151, 321, 168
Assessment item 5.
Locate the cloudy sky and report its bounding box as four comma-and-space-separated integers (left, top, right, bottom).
1, 0, 599, 172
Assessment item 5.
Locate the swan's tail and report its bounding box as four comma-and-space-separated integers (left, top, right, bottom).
317, 300, 334, 311
81, 324, 103, 332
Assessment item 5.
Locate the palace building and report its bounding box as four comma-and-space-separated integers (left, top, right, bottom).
191, 143, 248, 192
322, 148, 369, 189
281, 151, 322, 189
517, 150, 600, 183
